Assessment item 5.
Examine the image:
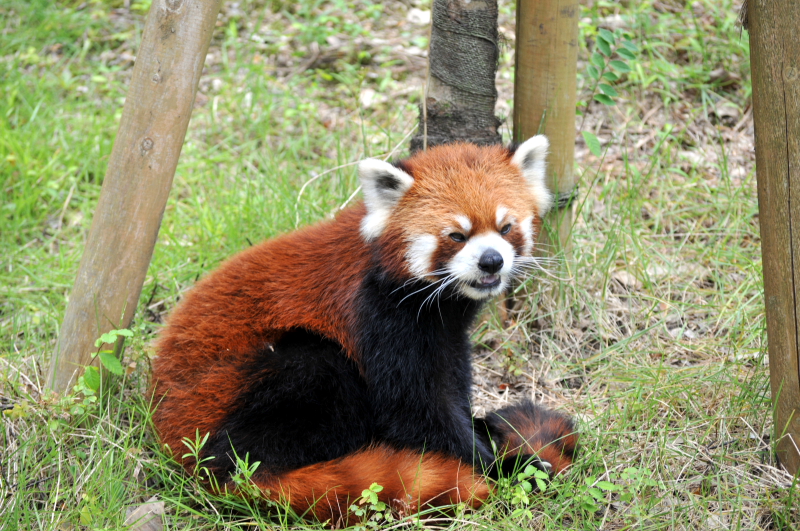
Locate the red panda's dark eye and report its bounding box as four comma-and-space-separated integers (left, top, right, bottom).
500, 223, 512, 235
449, 232, 466, 243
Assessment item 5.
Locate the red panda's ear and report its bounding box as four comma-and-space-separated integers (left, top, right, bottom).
511, 135, 553, 216
358, 158, 414, 241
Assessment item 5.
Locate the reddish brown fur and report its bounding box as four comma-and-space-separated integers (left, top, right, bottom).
153, 206, 370, 462
244, 445, 489, 524
152, 142, 566, 521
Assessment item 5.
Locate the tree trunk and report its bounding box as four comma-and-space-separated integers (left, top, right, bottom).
48, 0, 223, 394
411, 0, 502, 152
748, 0, 800, 475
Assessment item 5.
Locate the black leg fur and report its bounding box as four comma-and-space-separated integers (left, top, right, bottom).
205, 328, 374, 478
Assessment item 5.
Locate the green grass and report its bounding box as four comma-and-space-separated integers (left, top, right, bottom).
1, 0, 796, 529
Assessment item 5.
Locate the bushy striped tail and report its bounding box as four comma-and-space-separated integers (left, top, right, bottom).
484, 400, 578, 475
242, 445, 489, 525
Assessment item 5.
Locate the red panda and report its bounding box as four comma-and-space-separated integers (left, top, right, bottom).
152, 136, 577, 524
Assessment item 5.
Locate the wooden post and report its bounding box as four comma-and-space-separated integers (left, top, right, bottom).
513, 0, 579, 254
748, 0, 800, 475
48, 0, 223, 394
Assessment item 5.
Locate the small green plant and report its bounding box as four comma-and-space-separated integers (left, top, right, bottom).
181, 429, 218, 487
349, 482, 395, 530
499, 462, 551, 519
580, 28, 639, 156
616, 466, 662, 518
230, 452, 261, 488
68, 369, 99, 416
92, 327, 132, 376
575, 475, 619, 514
573, 467, 662, 516
228, 449, 264, 499
64, 328, 132, 415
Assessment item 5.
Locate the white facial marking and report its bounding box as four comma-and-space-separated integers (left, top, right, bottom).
520, 215, 534, 255
360, 210, 390, 242
496, 206, 509, 227
455, 215, 472, 234
511, 135, 553, 216
406, 234, 438, 278
358, 158, 414, 241
448, 232, 516, 300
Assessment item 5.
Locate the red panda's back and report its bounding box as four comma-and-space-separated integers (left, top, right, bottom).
151, 204, 370, 458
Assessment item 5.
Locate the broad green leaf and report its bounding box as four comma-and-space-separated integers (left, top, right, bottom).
534, 469, 550, 479
96, 332, 116, 347
599, 83, 619, 97
594, 93, 616, 106
591, 52, 605, 69
581, 131, 602, 157
84, 366, 101, 391
589, 487, 604, 500
602, 71, 620, 82
617, 48, 636, 60
597, 480, 619, 491
622, 39, 639, 53
98, 351, 124, 375
597, 37, 612, 57
79, 506, 93, 525
610, 60, 631, 72
94, 328, 132, 347
587, 65, 600, 79
598, 28, 615, 45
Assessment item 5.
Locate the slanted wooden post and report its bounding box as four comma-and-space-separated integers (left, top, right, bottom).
747, 0, 800, 475
513, 0, 579, 254
48, 0, 223, 394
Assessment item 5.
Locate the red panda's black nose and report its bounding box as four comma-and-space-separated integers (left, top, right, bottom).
478, 249, 504, 274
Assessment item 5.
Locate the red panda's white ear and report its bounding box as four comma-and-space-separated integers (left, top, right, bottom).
358, 158, 414, 241
512, 135, 553, 216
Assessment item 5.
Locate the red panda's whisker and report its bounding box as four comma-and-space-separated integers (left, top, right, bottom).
390, 276, 425, 296
390, 267, 453, 297
397, 275, 451, 307
420, 274, 457, 310
512, 260, 571, 282
418, 274, 459, 322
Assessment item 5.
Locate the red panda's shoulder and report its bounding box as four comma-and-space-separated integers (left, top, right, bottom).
156, 204, 372, 366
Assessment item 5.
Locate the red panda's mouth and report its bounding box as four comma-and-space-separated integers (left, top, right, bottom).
470, 274, 501, 290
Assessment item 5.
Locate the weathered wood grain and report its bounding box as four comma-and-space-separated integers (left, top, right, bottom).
48, 0, 223, 393
513, 0, 579, 254
749, 0, 800, 475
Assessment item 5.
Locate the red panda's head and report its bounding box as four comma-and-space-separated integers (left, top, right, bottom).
357, 136, 552, 300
